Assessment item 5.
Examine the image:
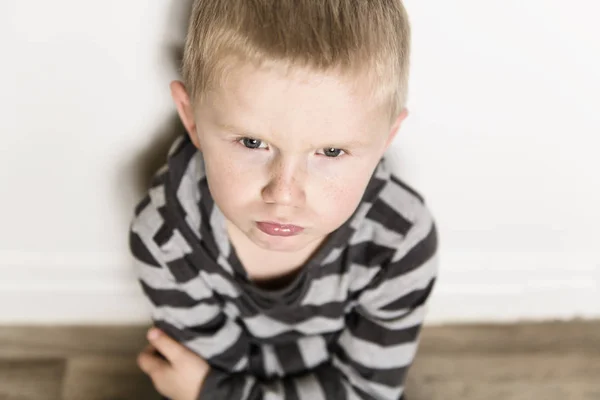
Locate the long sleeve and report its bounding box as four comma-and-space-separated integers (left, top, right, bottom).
129, 201, 252, 374
130, 196, 438, 400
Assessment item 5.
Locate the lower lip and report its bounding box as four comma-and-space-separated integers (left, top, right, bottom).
256, 222, 304, 237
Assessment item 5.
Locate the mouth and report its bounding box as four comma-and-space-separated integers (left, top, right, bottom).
256, 221, 304, 237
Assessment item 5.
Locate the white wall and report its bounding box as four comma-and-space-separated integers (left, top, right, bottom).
0, 0, 598, 325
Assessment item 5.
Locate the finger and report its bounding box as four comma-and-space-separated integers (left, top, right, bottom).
147, 328, 186, 364
141, 343, 155, 354
137, 351, 176, 399
140, 343, 168, 360
137, 347, 169, 376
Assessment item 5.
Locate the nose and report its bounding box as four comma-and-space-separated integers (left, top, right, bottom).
261, 156, 306, 207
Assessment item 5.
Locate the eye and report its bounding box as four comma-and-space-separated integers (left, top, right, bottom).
240, 138, 267, 150
320, 148, 345, 158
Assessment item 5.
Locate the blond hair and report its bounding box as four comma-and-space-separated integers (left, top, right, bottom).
181, 0, 411, 121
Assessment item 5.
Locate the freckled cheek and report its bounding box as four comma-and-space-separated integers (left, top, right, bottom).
310, 177, 362, 223
209, 158, 264, 198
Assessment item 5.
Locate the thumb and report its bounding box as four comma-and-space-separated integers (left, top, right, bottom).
147, 328, 186, 364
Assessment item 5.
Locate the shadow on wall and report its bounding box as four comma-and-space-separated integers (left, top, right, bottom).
127, 0, 195, 199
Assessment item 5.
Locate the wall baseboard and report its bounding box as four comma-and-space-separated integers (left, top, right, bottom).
0, 250, 598, 325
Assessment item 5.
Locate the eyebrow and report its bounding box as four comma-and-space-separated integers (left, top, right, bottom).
217, 122, 250, 135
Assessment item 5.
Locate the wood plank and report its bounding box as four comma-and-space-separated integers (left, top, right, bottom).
409, 354, 600, 381
0, 358, 66, 400
405, 351, 600, 399
0, 326, 150, 358
418, 320, 600, 355
406, 381, 600, 400
61, 356, 161, 400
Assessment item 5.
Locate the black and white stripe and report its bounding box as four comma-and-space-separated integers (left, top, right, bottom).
129, 134, 438, 400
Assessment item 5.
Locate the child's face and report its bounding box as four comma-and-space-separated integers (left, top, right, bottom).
172, 63, 406, 254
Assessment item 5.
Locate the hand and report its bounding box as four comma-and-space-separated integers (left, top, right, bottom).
137, 327, 211, 400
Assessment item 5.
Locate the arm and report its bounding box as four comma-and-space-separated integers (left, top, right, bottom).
130, 197, 437, 400
129, 211, 250, 374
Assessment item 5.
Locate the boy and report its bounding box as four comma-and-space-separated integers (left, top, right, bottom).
130, 0, 438, 399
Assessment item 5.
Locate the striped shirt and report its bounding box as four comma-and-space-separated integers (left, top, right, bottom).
129, 134, 438, 400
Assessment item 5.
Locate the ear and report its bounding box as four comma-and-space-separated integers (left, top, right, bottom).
170, 81, 201, 149
384, 108, 409, 150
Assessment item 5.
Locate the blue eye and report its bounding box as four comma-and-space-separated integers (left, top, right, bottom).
241, 138, 264, 149
322, 148, 344, 158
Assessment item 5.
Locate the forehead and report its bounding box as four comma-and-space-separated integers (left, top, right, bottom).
202, 62, 390, 144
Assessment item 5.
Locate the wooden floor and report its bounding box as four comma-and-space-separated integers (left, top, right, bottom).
0, 321, 598, 400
